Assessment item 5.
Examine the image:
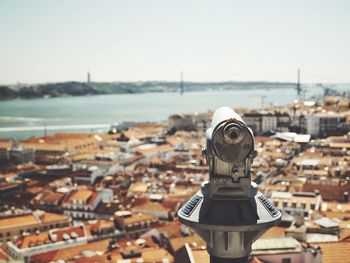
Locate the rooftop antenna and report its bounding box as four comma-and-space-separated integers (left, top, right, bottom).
261, 95, 266, 108
87, 71, 91, 83
180, 71, 184, 95
44, 123, 47, 139
297, 68, 301, 98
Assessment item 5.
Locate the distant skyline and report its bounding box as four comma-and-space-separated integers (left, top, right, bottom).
0, 0, 349, 84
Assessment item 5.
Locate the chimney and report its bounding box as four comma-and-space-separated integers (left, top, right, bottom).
301, 201, 306, 209
282, 200, 288, 208
310, 201, 316, 210
294, 212, 305, 227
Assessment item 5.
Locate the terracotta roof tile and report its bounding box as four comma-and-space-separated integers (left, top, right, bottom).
40, 191, 66, 203
191, 248, 209, 263
39, 212, 69, 224
16, 232, 50, 249
138, 247, 174, 262
0, 214, 39, 231
260, 226, 287, 239
249, 256, 265, 263
32, 239, 109, 262
49, 225, 86, 242
122, 213, 157, 225
133, 202, 170, 213
169, 235, 205, 253
64, 189, 99, 207
316, 241, 350, 263
153, 221, 184, 239
90, 220, 115, 233
0, 248, 9, 261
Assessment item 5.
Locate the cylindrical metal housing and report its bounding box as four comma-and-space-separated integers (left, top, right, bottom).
211, 107, 246, 130
210, 107, 254, 163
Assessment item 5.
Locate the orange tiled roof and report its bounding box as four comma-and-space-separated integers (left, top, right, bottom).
123, 213, 157, 225
302, 183, 350, 201
16, 232, 50, 249
31, 239, 109, 262
0, 214, 39, 231
153, 221, 184, 238
90, 220, 115, 233
72, 247, 173, 263
169, 235, 206, 253
316, 241, 350, 263
321, 210, 350, 220
64, 189, 98, 207
39, 212, 69, 224
260, 226, 287, 239
133, 123, 165, 133
0, 141, 12, 150
128, 182, 148, 193
16, 163, 43, 171
50, 225, 86, 242
70, 189, 93, 201
19, 133, 103, 152
72, 254, 114, 263
40, 191, 66, 203
340, 228, 350, 241
0, 248, 9, 261
133, 201, 170, 213
326, 202, 350, 213
249, 256, 265, 263
191, 248, 209, 263
138, 247, 174, 262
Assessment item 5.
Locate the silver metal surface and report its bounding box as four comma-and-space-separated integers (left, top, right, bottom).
178, 106, 281, 261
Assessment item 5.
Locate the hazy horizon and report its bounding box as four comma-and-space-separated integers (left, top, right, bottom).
1, 0, 349, 84
5, 79, 350, 86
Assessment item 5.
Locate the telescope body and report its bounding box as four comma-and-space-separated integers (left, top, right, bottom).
178, 107, 281, 261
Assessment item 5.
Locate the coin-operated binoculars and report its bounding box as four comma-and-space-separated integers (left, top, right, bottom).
178, 107, 281, 263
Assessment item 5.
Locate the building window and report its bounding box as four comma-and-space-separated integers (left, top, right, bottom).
7, 232, 10, 237
282, 258, 291, 263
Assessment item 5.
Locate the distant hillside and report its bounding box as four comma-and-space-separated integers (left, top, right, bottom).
0, 81, 296, 100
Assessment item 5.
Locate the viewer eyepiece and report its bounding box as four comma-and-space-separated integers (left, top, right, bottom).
209, 107, 254, 163
223, 122, 244, 144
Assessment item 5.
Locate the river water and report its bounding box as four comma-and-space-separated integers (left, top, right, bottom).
0, 85, 345, 139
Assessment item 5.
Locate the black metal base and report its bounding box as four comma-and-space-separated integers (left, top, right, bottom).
210, 256, 249, 263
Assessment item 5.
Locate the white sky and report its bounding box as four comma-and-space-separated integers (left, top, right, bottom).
0, 0, 349, 84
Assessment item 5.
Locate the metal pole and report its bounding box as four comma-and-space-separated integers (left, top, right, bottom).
210, 256, 249, 263
180, 71, 184, 95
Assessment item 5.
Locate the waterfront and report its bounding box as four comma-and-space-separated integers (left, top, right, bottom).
0, 91, 349, 263
0, 87, 326, 139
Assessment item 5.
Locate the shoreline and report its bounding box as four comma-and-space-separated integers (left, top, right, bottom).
0, 81, 300, 101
